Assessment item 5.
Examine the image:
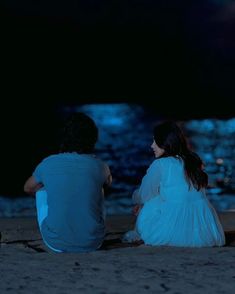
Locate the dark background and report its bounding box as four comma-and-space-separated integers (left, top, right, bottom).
1, 0, 235, 196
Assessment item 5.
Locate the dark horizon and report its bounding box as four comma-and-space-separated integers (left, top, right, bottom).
0, 101, 235, 198
2, 1, 235, 109
1, 0, 235, 196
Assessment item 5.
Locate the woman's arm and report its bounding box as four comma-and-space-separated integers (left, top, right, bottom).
133, 159, 162, 204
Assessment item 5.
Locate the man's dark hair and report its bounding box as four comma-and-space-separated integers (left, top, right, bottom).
60, 112, 98, 154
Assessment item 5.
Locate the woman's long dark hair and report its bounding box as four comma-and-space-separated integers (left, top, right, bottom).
60, 112, 98, 154
154, 121, 208, 190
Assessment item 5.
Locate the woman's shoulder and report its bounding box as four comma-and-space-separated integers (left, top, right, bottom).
151, 156, 182, 168
148, 158, 165, 170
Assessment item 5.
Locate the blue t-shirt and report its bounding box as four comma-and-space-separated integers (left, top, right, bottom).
33, 152, 111, 252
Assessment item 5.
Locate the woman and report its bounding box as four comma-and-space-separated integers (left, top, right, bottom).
124, 121, 225, 247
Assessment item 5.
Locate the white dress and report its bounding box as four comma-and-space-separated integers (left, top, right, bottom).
129, 157, 225, 247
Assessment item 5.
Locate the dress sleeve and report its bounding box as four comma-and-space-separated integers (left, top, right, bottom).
132, 159, 162, 204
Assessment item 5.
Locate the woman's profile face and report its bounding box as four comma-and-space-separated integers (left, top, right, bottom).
151, 140, 165, 158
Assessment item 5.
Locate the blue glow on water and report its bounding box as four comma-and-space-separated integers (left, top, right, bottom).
1, 104, 235, 216
185, 119, 215, 133
224, 118, 235, 133
102, 117, 124, 126
76, 103, 145, 130
73, 104, 235, 214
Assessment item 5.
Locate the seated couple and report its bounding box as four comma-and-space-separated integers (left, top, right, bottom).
24, 113, 225, 253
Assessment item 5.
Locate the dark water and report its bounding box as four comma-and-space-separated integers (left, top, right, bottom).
1, 103, 235, 216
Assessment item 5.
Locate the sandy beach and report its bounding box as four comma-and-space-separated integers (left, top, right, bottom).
1, 213, 235, 294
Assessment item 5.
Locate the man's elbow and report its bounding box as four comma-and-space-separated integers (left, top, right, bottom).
24, 184, 33, 195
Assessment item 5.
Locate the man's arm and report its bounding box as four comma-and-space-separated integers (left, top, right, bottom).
24, 176, 44, 196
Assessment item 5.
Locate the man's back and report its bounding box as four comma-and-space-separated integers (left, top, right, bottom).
33, 152, 110, 252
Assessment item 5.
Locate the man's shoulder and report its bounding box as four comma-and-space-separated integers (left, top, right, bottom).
39, 153, 109, 170
40, 154, 61, 163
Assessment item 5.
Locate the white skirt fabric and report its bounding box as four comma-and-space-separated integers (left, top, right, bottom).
136, 196, 225, 247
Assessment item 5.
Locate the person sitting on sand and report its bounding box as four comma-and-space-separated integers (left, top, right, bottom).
123, 121, 225, 247
24, 112, 112, 253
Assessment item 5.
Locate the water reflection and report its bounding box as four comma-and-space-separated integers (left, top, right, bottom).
184, 119, 235, 192
1, 103, 235, 216
77, 104, 156, 214
74, 104, 235, 214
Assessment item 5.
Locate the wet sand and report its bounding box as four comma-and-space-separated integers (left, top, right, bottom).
0, 213, 235, 294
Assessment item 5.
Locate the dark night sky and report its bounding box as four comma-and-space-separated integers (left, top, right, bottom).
1, 1, 235, 107
1, 0, 235, 195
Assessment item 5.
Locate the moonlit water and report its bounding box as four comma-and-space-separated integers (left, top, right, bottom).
1, 103, 235, 216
